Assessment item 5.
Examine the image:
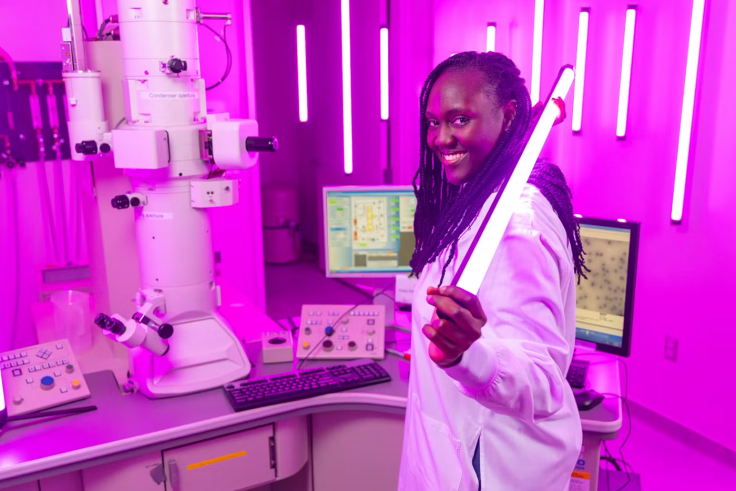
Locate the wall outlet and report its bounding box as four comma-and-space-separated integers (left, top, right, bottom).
665, 336, 679, 362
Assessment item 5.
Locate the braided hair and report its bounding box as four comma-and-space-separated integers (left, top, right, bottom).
410, 51, 588, 285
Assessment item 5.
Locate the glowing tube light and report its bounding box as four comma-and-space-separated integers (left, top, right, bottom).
296, 25, 308, 122
380, 27, 389, 120
454, 66, 575, 295
486, 23, 496, 52
340, 0, 354, 174
616, 6, 637, 139
672, 0, 705, 224
530, 0, 545, 105
572, 8, 589, 133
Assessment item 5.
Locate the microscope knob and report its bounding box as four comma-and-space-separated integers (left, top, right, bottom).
167, 58, 187, 74
245, 137, 278, 153
111, 195, 130, 210
158, 324, 174, 339
75, 140, 98, 155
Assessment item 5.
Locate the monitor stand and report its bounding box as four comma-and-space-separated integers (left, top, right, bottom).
348, 278, 396, 323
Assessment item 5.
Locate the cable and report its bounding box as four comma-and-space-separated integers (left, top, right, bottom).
7, 405, 97, 422
199, 22, 232, 91
114, 117, 126, 129
600, 391, 632, 491
297, 288, 392, 371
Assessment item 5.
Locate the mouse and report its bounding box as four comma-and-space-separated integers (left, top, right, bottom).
575, 390, 605, 411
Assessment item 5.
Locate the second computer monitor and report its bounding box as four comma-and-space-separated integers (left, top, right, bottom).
324, 186, 417, 277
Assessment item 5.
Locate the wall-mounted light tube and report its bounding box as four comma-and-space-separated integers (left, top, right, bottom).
486, 23, 496, 52
454, 66, 575, 295
616, 6, 637, 139
340, 0, 353, 174
572, 8, 589, 133
296, 25, 308, 122
531, 0, 545, 105
380, 27, 389, 120
672, 0, 705, 223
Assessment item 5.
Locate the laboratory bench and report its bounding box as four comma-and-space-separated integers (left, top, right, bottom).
0, 335, 621, 491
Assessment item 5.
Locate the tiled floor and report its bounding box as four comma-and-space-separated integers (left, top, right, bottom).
264, 260, 736, 491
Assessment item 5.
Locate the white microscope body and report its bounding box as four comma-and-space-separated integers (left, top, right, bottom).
62, 0, 276, 398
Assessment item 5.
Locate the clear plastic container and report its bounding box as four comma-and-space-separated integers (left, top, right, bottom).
50, 290, 94, 353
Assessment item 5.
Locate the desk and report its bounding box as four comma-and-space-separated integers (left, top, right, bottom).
0, 340, 620, 491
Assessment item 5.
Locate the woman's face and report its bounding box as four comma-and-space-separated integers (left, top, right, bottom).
425, 69, 516, 185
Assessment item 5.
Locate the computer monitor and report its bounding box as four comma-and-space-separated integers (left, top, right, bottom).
323, 186, 417, 278
575, 217, 640, 357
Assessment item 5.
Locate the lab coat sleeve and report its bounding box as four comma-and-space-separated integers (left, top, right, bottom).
442, 223, 572, 424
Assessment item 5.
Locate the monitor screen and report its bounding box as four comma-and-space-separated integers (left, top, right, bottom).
324, 187, 417, 277
575, 218, 639, 356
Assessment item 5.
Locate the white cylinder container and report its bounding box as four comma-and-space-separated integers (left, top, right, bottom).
63, 71, 110, 160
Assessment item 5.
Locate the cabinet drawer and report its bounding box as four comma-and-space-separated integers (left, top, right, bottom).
164, 425, 275, 491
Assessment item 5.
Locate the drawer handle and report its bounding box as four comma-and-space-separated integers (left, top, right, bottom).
169, 459, 181, 491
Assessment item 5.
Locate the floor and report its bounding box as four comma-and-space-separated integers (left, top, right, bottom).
264, 260, 736, 491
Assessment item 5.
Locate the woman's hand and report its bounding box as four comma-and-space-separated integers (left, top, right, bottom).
423, 285, 487, 367
530, 97, 566, 126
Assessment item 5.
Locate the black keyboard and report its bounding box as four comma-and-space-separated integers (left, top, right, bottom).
224, 362, 392, 412
566, 358, 589, 389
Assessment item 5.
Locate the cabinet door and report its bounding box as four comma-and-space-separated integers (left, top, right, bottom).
82, 451, 164, 491
164, 425, 275, 491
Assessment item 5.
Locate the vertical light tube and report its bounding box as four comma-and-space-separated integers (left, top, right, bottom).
672, 0, 705, 224
380, 27, 389, 121
616, 6, 637, 139
296, 25, 308, 122
531, 0, 545, 105
572, 8, 589, 133
340, 0, 354, 174
486, 23, 496, 52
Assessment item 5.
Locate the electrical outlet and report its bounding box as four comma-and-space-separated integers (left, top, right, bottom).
664, 336, 679, 362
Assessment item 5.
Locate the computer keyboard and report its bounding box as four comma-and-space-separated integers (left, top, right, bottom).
566, 358, 590, 389
224, 361, 392, 412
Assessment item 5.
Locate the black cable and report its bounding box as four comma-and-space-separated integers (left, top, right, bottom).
199, 22, 232, 91
296, 289, 392, 371
600, 390, 633, 491
7, 405, 97, 422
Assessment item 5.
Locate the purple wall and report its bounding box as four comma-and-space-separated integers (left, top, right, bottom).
432, 0, 736, 451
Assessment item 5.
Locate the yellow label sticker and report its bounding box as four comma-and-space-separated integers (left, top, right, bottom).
571, 470, 591, 480
187, 450, 247, 470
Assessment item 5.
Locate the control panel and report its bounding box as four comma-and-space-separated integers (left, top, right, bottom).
0, 339, 91, 417
297, 305, 385, 361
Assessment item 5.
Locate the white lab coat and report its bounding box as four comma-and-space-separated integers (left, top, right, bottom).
398, 184, 582, 491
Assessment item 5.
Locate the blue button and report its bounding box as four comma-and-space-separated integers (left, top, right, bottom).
324, 326, 335, 337
40, 376, 55, 389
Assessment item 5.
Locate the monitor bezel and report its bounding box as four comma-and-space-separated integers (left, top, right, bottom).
576, 216, 640, 358
323, 185, 415, 278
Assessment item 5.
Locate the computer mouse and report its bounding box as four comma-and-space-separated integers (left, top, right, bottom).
575, 390, 605, 411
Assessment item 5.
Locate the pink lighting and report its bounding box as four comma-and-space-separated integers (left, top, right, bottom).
486, 23, 496, 52
380, 27, 389, 121
574, 214, 583, 219
616, 6, 637, 139
340, 0, 354, 174
572, 8, 589, 133
296, 25, 308, 122
617, 218, 627, 223
531, 0, 545, 105
672, 0, 706, 224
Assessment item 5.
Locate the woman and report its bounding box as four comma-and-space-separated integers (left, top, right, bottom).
398, 51, 587, 491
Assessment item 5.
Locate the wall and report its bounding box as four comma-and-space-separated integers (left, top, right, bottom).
431, 0, 736, 452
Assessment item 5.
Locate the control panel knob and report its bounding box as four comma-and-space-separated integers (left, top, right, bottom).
65, 364, 75, 374
324, 326, 335, 337
40, 376, 55, 390
348, 341, 357, 351
322, 340, 334, 351
13, 394, 24, 405
72, 380, 82, 390
302, 342, 310, 350
304, 327, 312, 335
